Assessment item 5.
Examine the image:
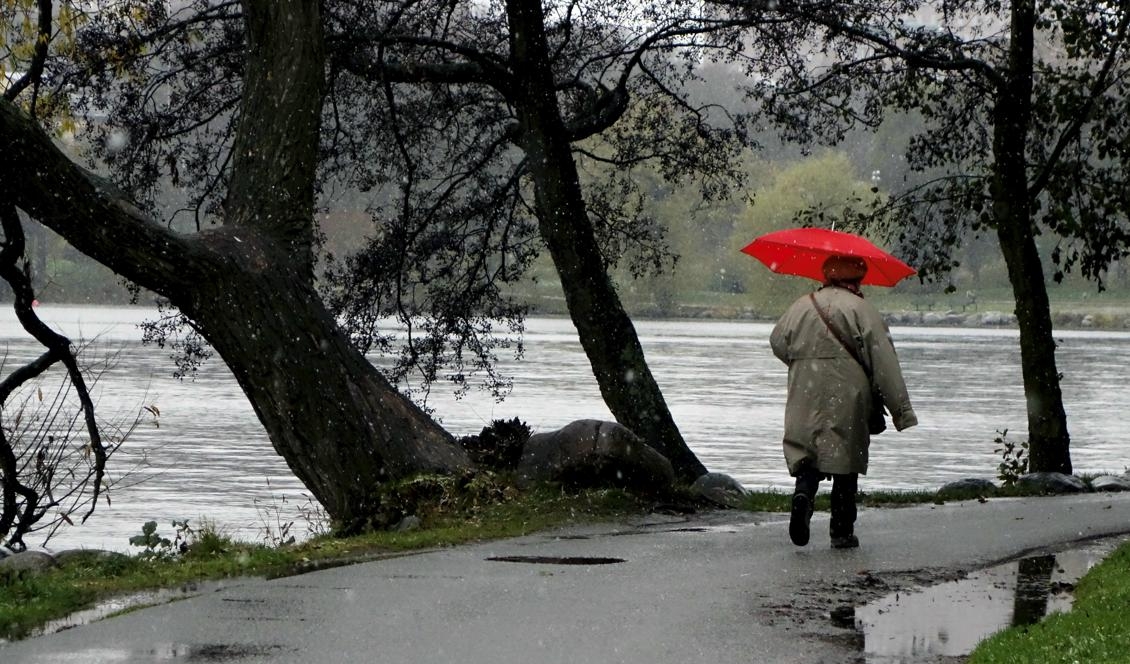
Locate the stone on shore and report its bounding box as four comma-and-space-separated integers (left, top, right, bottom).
1089, 475, 1130, 492
53, 549, 129, 568
937, 478, 999, 497
1017, 472, 1089, 494
0, 550, 58, 574
690, 472, 748, 508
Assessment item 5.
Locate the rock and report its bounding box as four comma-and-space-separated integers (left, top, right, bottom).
394, 515, 422, 532
1017, 472, 1089, 494
0, 550, 58, 574
53, 549, 130, 568
938, 478, 999, 497
516, 419, 675, 493
1089, 475, 1130, 492
978, 311, 1015, 326
690, 472, 749, 508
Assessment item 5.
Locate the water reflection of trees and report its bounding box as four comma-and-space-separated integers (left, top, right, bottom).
1011, 555, 1057, 626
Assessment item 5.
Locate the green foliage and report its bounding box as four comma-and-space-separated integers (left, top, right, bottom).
127, 521, 172, 559
994, 429, 1030, 487
968, 541, 1130, 664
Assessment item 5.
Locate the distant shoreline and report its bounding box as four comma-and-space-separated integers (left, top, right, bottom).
602, 303, 1130, 330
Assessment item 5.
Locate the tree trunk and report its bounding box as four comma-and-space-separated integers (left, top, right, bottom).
179, 235, 471, 531
994, 212, 1071, 473
505, 0, 706, 481
991, 0, 1071, 474
0, 0, 473, 532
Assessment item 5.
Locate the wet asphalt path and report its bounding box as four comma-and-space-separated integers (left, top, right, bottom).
3, 492, 1130, 664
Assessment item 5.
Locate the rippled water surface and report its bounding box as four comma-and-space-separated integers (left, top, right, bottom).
4, 305, 1128, 551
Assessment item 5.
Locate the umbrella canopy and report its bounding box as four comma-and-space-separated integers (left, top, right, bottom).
740, 227, 916, 287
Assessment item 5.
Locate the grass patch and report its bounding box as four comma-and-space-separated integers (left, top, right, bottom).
967, 540, 1130, 664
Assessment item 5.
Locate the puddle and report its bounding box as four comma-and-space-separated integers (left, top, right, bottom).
855, 536, 1127, 663
35, 643, 289, 661
486, 555, 625, 565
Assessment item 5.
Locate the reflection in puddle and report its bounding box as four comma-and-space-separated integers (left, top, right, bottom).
856, 537, 1126, 663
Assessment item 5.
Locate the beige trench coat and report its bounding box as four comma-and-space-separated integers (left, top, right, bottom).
770, 286, 918, 476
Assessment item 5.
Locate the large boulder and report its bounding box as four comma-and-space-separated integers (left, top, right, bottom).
516, 420, 675, 493
1017, 472, 1089, 494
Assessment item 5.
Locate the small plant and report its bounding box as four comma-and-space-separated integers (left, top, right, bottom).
128, 519, 217, 559
128, 521, 173, 559
994, 429, 1029, 487
457, 418, 531, 471
253, 478, 328, 547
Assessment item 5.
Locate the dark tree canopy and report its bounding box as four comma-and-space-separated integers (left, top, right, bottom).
44, 0, 782, 481
1, 0, 785, 528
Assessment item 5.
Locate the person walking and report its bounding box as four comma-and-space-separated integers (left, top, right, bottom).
770, 255, 918, 549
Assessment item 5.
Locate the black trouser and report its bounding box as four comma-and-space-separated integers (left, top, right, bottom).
794, 466, 858, 539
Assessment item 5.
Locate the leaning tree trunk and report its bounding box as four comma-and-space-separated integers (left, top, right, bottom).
990, 0, 1071, 474
177, 0, 474, 529
505, 0, 706, 481
179, 234, 471, 531
0, 0, 472, 533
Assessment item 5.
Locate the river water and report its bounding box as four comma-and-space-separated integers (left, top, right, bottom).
2, 305, 1128, 552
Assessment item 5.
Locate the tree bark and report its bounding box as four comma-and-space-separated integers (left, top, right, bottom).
0, 0, 473, 531
505, 0, 706, 481
180, 239, 471, 531
991, 0, 1071, 474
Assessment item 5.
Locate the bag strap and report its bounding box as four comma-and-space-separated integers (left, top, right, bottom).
808, 292, 873, 379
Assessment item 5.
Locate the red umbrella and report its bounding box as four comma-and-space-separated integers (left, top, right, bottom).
740, 227, 916, 287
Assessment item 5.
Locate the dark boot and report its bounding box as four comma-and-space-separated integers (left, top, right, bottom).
790, 463, 821, 547
829, 473, 859, 548
789, 493, 813, 546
